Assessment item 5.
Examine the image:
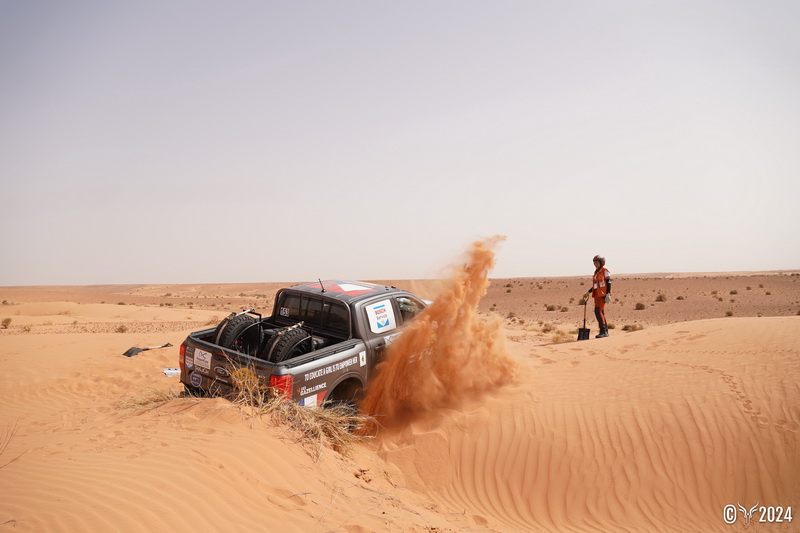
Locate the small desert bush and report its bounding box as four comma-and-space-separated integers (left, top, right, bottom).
655, 293, 667, 302
608, 323, 616, 330
229, 380, 371, 461
551, 330, 572, 343
730, 290, 738, 295
622, 324, 644, 332
676, 296, 685, 300
1, 318, 10, 329
541, 322, 555, 333
725, 311, 733, 317
635, 303, 646, 311
546, 305, 556, 312
204, 315, 220, 326
116, 324, 128, 333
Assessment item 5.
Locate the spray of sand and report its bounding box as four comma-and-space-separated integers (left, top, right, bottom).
360, 236, 517, 433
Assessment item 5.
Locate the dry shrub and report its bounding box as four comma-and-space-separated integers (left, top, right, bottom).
229, 378, 371, 461
622, 324, 644, 332
1, 318, 10, 329
551, 329, 572, 343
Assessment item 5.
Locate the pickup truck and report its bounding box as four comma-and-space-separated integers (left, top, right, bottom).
178, 280, 427, 408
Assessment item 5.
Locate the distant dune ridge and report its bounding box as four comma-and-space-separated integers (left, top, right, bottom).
0, 265, 798, 531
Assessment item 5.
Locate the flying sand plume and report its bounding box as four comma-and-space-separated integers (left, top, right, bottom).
361, 236, 517, 432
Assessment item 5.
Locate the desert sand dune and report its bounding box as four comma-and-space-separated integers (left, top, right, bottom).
375, 317, 799, 532
1, 279, 798, 532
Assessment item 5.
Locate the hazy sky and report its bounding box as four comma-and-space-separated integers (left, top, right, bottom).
2, 1, 799, 285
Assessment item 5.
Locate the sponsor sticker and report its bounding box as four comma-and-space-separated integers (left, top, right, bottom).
359, 350, 367, 367
366, 299, 397, 334
300, 391, 327, 408
280, 307, 290, 317
231, 367, 258, 388
194, 349, 212, 371
184, 355, 194, 370
190, 371, 203, 387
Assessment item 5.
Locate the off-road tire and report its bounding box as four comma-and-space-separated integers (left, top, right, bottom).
269, 328, 312, 363
218, 314, 261, 356
212, 312, 236, 345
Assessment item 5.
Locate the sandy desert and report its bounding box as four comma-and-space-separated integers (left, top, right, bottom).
1, 256, 798, 531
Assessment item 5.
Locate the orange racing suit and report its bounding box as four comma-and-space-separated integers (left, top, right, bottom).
591, 267, 611, 326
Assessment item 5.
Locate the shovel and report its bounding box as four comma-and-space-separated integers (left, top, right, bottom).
122, 342, 173, 357
577, 300, 591, 341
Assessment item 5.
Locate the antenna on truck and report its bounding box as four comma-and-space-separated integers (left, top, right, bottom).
318, 278, 326, 293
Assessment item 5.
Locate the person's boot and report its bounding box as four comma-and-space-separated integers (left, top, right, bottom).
596, 324, 609, 338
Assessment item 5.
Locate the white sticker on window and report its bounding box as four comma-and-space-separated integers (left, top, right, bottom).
366, 299, 397, 334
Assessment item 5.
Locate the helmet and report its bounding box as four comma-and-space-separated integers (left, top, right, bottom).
593, 255, 605, 266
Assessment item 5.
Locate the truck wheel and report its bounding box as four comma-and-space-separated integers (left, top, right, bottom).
269, 328, 312, 363
218, 314, 262, 356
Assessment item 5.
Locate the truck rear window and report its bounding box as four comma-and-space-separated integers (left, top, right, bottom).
278, 293, 350, 336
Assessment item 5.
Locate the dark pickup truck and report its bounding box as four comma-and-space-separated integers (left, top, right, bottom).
179, 280, 427, 408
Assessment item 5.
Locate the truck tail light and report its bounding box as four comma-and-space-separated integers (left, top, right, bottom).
179, 342, 187, 373
269, 374, 293, 400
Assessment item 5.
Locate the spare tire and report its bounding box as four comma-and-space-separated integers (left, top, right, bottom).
268, 328, 312, 363
212, 312, 236, 345
218, 314, 262, 357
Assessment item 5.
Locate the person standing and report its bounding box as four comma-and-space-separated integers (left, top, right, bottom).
581, 255, 612, 338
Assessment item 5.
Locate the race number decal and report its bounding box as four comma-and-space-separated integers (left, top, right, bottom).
366, 299, 397, 334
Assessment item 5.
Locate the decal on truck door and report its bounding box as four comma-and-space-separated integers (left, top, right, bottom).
366, 299, 397, 334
